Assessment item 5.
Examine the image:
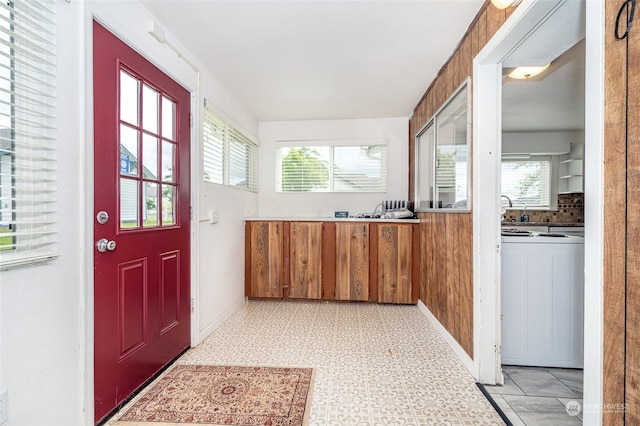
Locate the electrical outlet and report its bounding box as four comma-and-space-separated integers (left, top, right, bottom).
209, 210, 219, 224
0, 390, 7, 424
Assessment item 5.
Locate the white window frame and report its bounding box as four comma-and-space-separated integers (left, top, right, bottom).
415, 79, 471, 212
0, 0, 58, 270
501, 155, 559, 211
202, 105, 257, 192
275, 139, 388, 193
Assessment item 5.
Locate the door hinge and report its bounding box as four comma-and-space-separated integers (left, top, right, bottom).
189, 113, 195, 128
190, 206, 194, 221
191, 298, 195, 313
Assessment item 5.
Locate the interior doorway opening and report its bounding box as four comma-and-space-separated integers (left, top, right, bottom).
472, 1, 604, 424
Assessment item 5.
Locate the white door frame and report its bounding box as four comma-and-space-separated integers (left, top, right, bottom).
472, 1, 604, 424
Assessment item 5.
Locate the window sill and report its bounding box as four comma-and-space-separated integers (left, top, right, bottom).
0, 251, 59, 271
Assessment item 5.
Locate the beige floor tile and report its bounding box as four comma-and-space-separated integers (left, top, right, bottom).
113, 300, 505, 425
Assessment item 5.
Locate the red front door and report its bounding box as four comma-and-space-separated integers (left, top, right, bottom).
93, 21, 191, 424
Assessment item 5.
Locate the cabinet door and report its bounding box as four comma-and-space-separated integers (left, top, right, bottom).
288, 222, 323, 299
378, 224, 414, 304
246, 221, 283, 299
335, 223, 369, 301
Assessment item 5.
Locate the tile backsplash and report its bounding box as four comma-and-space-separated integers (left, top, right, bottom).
502, 193, 584, 224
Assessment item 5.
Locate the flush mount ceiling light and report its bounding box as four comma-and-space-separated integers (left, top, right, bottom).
491, 0, 522, 9
507, 64, 551, 79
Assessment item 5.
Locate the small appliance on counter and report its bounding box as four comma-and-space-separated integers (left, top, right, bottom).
355, 200, 416, 219
381, 200, 415, 219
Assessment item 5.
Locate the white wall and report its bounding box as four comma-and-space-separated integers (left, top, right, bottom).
258, 118, 409, 217
0, 2, 85, 425
0, 1, 258, 425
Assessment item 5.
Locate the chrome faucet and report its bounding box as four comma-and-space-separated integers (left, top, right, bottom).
501, 195, 512, 208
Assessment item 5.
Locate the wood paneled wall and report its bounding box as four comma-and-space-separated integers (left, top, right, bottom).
604, 0, 640, 423
419, 213, 473, 356
408, 1, 514, 358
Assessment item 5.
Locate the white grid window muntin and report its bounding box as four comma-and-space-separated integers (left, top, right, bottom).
0, 0, 57, 269
275, 140, 387, 193
203, 107, 257, 192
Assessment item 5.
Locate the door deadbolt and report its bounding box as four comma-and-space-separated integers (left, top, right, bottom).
96, 238, 116, 253
96, 211, 109, 225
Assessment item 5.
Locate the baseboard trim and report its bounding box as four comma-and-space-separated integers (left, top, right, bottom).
417, 299, 477, 378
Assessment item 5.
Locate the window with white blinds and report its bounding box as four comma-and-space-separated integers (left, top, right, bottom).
275, 142, 387, 192
501, 158, 552, 208
0, 1, 57, 269
203, 107, 257, 192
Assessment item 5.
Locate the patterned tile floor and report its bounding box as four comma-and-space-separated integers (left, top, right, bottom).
174, 300, 505, 425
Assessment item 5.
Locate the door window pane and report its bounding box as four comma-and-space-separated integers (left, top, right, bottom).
143, 182, 159, 227
162, 96, 175, 141
142, 134, 159, 179
142, 84, 159, 134
120, 125, 139, 177
118, 68, 181, 230
120, 70, 139, 125
161, 184, 175, 225
162, 141, 175, 182
120, 178, 139, 228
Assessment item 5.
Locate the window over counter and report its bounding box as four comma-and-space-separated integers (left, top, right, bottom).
275, 140, 387, 193
501, 156, 554, 209
415, 79, 470, 211
203, 104, 258, 192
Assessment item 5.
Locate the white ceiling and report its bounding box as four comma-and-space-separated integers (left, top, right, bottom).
141, 0, 484, 122
501, 0, 585, 132
502, 38, 585, 132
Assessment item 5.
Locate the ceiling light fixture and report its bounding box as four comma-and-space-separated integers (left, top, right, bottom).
490, 0, 522, 9
508, 64, 550, 80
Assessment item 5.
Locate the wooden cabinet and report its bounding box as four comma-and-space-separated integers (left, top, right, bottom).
246, 220, 418, 304
373, 223, 419, 304
335, 223, 369, 301
285, 222, 323, 299
245, 221, 283, 299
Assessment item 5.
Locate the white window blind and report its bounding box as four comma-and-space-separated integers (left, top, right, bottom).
202, 107, 257, 192
276, 142, 387, 193
501, 158, 552, 208
0, 0, 57, 269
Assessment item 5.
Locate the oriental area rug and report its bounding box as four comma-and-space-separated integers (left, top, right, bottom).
112, 365, 315, 426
